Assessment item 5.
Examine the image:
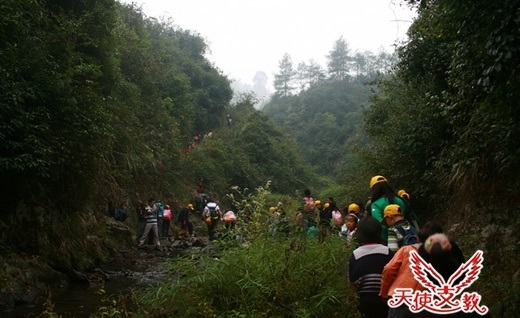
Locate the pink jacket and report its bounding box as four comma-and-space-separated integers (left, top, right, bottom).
379, 244, 424, 297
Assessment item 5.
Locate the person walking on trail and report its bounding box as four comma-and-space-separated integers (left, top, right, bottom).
382, 204, 418, 252
339, 213, 358, 241
177, 203, 194, 237
319, 202, 333, 243
347, 202, 364, 221
155, 200, 165, 239
268, 206, 280, 236
161, 204, 173, 238
203, 199, 221, 241
367, 175, 408, 244
301, 189, 316, 230
349, 217, 393, 318
223, 210, 237, 231
379, 221, 443, 318
226, 113, 232, 126
114, 202, 129, 222
197, 178, 204, 194
139, 198, 160, 247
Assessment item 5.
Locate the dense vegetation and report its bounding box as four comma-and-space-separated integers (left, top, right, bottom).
0, 0, 314, 270
1, 0, 519, 317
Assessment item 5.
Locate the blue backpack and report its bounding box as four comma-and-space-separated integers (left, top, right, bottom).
395, 223, 418, 246
114, 208, 128, 221
155, 202, 164, 218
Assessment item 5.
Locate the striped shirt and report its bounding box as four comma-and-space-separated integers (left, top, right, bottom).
349, 244, 393, 294
144, 205, 158, 224
387, 220, 414, 252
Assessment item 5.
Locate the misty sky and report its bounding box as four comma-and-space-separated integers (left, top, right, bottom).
118, 0, 416, 96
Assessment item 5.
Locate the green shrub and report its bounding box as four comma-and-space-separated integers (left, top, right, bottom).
137, 236, 358, 318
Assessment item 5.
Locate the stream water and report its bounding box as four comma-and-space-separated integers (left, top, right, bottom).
1, 275, 137, 318
1, 245, 187, 318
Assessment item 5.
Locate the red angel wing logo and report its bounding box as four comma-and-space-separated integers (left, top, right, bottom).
404, 249, 488, 315
409, 250, 483, 294
447, 250, 484, 296
409, 249, 446, 291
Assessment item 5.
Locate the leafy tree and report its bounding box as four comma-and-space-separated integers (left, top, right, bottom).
295, 59, 327, 92
273, 53, 296, 97
296, 61, 309, 92
307, 59, 327, 86
326, 36, 351, 81
352, 51, 368, 76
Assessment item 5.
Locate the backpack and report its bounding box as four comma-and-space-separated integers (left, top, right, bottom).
332, 210, 343, 225
307, 225, 319, 239
155, 202, 164, 218
208, 206, 218, 218
304, 197, 315, 213
196, 194, 208, 213
162, 209, 172, 221
395, 223, 418, 246
114, 208, 128, 222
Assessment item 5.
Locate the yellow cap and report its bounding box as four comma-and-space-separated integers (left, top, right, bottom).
382, 204, 402, 225
324, 203, 330, 208
348, 203, 360, 214
315, 200, 321, 205
269, 207, 276, 213
398, 189, 410, 200
370, 175, 387, 189
187, 204, 194, 210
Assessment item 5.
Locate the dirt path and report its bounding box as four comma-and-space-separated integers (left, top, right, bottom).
101, 234, 211, 285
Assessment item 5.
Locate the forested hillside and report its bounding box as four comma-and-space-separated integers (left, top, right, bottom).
262, 0, 520, 316
0, 0, 314, 270
262, 41, 396, 204
363, 1, 520, 312
1, 0, 520, 316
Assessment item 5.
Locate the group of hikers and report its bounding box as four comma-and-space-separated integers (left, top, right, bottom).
343, 176, 487, 318
267, 176, 418, 248
122, 195, 236, 246
114, 174, 487, 317
267, 176, 486, 317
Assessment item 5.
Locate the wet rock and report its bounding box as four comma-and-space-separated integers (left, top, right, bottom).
0, 254, 68, 312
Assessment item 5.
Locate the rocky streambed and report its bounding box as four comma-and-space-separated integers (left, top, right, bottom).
0, 236, 209, 317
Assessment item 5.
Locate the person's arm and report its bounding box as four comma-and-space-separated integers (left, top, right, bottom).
370, 200, 384, 222
380, 248, 404, 297
348, 253, 359, 286
387, 227, 400, 252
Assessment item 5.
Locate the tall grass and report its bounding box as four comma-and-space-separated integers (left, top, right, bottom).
134, 184, 361, 317
136, 236, 359, 318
